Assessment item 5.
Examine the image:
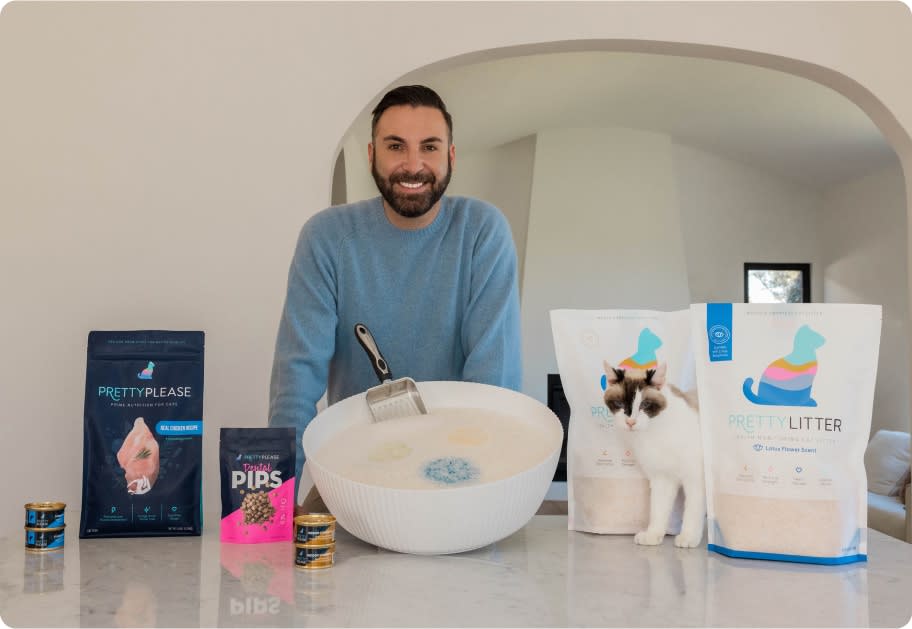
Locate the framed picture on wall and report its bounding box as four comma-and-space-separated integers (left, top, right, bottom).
744, 262, 811, 303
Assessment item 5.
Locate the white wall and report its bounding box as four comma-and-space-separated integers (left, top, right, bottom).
673, 143, 825, 303
821, 165, 910, 435
343, 133, 377, 205
447, 136, 537, 294
520, 127, 691, 402
1, 2, 912, 537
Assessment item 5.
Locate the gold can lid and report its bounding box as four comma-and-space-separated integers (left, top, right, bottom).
294, 542, 335, 551
294, 513, 336, 526
24, 502, 66, 511
25, 525, 66, 532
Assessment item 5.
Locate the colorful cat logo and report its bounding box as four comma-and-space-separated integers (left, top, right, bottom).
600, 327, 662, 390
138, 361, 155, 380
742, 325, 825, 407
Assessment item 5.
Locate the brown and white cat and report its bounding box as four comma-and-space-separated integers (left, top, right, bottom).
603, 361, 705, 547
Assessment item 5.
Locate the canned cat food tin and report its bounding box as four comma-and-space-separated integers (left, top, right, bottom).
294, 543, 335, 570
25, 526, 65, 552
294, 514, 336, 545
24, 502, 66, 529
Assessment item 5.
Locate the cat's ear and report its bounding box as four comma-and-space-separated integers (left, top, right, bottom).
649, 362, 667, 389
604, 361, 624, 384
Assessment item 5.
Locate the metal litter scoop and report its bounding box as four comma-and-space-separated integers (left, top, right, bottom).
354, 323, 428, 422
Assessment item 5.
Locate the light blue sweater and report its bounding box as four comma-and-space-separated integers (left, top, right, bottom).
268, 195, 522, 475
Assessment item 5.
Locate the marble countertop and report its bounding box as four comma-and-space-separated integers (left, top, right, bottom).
2, 516, 910, 627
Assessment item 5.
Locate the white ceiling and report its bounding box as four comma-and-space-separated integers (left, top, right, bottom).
352, 51, 898, 191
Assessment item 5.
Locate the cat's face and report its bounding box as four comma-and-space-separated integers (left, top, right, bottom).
602, 362, 667, 431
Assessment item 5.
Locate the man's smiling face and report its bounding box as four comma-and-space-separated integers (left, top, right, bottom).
369, 104, 455, 223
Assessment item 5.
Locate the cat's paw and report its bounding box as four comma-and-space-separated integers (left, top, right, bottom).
674, 531, 702, 548
634, 530, 664, 546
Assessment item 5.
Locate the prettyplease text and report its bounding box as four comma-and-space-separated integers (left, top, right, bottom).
98, 386, 192, 401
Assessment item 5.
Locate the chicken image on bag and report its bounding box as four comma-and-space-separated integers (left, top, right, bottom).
117, 418, 160, 495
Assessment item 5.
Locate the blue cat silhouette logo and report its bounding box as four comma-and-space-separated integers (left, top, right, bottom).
742, 325, 825, 407
138, 361, 155, 380
600, 327, 662, 390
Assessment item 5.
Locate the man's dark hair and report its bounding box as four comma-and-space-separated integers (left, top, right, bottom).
371, 85, 453, 144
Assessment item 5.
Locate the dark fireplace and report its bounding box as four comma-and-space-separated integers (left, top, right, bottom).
546, 374, 570, 482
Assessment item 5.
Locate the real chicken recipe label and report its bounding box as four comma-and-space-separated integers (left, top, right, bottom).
79, 331, 205, 538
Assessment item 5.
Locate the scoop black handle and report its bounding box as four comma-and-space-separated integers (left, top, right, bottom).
354, 323, 392, 383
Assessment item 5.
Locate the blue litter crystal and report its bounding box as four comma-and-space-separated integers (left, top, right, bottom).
422, 457, 479, 485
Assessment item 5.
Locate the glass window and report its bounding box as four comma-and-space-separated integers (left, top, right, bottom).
744, 263, 811, 303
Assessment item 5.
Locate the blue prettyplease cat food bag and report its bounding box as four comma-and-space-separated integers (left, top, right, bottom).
691, 304, 881, 564
551, 309, 694, 534
80, 331, 205, 538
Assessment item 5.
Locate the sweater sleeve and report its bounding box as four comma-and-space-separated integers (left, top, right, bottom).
268, 217, 339, 477
460, 208, 523, 391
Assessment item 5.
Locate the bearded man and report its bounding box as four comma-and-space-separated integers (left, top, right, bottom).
268, 85, 522, 503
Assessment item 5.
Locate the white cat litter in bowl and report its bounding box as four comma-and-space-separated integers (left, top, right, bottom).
302, 381, 563, 555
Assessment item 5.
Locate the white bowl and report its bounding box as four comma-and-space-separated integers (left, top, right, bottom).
302, 381, 563, 555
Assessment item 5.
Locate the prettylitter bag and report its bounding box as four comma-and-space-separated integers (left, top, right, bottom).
80, 330, 204, 538
551, 309, 695, 533
691, 303, 882, 564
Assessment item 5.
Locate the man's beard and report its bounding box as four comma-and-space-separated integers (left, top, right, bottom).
372, 157, 452, 219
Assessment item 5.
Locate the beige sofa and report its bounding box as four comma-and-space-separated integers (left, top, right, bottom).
865, 430, 911, 543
